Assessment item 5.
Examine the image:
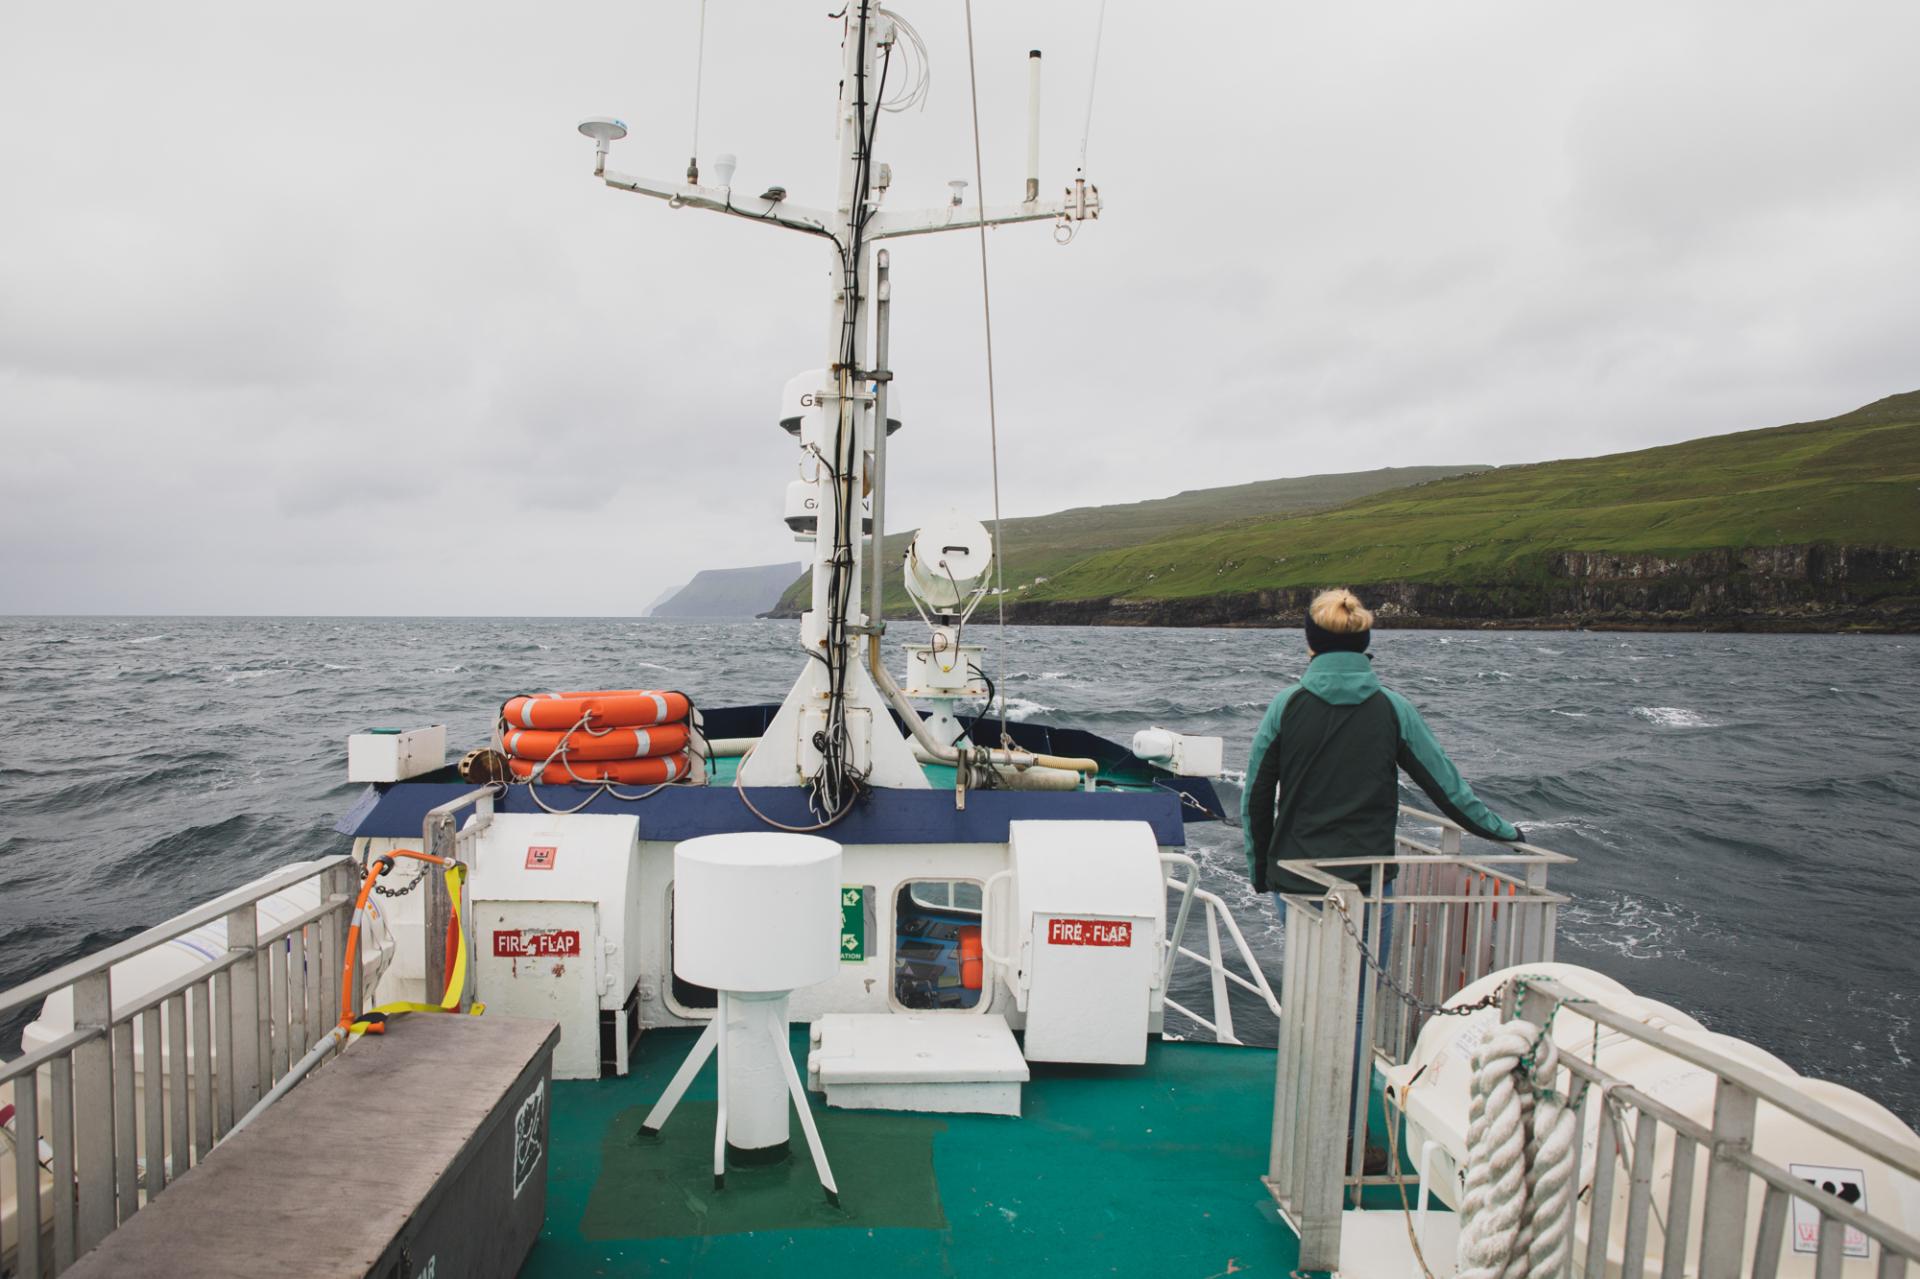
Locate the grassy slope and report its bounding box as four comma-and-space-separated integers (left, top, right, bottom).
1024, 393, 1920, 603
773, 465, 1483, 613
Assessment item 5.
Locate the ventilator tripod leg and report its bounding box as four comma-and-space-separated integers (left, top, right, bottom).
638, 1013, 719, 1137
772, 1016, 839, 1206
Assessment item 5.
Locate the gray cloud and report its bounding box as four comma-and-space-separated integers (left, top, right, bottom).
3, 1, 1916, 614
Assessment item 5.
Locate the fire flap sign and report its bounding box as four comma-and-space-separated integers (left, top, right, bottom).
525, 845, 557, 870
1789, 1162, 1870, 1257
493, 929, 583, 959
1046, 917, 1132, 947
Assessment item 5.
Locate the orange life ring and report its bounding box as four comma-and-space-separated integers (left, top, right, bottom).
507, 753, 691, 786
501, 722, 692, 762
501, 690, 691, 730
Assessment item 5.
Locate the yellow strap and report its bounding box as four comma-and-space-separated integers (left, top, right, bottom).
439, 862, 468, 1012
346, 863, 483, 1035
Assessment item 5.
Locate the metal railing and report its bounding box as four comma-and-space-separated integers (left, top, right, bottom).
1264, 805, 1573, 1272
1, 857, 358, 1277
1505, 977, 1920, 1279
1159, 854, 1282, 1046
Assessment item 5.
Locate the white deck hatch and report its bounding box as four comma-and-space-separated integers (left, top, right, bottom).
809, 1013, 1029, 1115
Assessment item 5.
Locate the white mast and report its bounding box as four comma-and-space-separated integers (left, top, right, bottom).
579, 3, 1099, 805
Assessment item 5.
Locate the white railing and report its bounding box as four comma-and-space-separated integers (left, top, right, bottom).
1264, 806, 1573, 1273
1506, 976, 1920, 1279
1159, 854, 1281, 1046
1, 857, 359, 1277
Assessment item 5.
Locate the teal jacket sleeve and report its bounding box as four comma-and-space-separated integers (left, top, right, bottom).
1241, 684, 1299, 880
1385, 690, 1521, 842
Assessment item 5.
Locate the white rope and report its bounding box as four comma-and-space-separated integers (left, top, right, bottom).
1077, 0, 1109, 176
1457, 1018, 1580, 1279
959, 0, 1013, 748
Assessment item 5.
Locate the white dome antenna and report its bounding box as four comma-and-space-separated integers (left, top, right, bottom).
578, 117, 628, 173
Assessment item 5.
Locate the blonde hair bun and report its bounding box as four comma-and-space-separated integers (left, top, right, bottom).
1309, 588, 1374, 634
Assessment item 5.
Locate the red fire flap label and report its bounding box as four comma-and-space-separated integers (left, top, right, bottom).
525, 845, 557, 870
1045, 918, 1133, 947
492, 929, 582, 958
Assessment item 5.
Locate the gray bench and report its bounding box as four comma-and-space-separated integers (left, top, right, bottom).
66, 1013, 559, 1279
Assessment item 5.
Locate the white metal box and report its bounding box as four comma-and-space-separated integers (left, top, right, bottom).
1003, 820, 1166, 1065
1130, 727, 1224, 778
467, 812, 643, 1080
347, 725, 447, 783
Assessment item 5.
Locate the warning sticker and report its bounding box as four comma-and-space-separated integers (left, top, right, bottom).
514, 1078, 546, 1198
1045, 918, 1132, 947
525, 845, 557, 870
492, 929, 582, 958
840, 886, 866, 962
1789, 1163, 1870, 1257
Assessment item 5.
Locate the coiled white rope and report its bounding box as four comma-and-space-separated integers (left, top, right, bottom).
1457, 1018, 1579, 1279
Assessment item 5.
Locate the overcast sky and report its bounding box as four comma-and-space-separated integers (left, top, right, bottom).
3, 2, 1915, 615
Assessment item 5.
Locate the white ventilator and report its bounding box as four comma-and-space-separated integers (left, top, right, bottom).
640, 833, 844, 1203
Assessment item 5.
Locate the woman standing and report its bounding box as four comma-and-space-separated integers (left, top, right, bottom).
1242, 588, 1524, 1169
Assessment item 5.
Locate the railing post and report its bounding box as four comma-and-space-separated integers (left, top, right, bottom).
1298, 883, 1360, 1271
71, 970, 116, 1250
1697, 1076, 1758, 1279
225, 904, 262, 1117
425, 814, 455, 1008
1523, 858, 1553, 962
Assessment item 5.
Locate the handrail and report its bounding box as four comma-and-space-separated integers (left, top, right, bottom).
0, 856, 359, 1276
1523, 976, 1920, 1183
0, 857, 355, 1017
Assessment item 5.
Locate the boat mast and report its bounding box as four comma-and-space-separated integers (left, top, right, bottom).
578, 4, 1099, 803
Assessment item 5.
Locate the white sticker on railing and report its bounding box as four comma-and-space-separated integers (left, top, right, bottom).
514, 1079, 547, 1198
1789, 1162, 1869, 1257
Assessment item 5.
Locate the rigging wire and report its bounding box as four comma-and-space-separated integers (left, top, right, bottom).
688, 0, 709, 183
1078, 0, 1109, 176
960, 0, 1013, 748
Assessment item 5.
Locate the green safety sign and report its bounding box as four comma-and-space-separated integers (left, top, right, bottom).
840, 885, 866, 962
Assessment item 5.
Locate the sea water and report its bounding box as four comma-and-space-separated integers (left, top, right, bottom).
1, 617, 1914, 1124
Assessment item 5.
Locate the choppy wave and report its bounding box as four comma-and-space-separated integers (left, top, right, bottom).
1633, 705, 1716, 728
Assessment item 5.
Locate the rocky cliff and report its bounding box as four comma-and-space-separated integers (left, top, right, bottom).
995, 544, 1920, 631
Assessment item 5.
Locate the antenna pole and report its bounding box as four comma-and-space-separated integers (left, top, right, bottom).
1025, 51, 1042, 204
867, 249, 893, 675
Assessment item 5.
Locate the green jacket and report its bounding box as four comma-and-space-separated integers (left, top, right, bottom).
1241, 651, 1520, 895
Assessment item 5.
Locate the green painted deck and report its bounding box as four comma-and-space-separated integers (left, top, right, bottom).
523, 1027, 1302, 1277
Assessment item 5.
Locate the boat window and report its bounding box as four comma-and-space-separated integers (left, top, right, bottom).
894, 880, 985, 1011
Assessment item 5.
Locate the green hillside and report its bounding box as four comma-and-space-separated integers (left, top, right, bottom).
1022, 393, 1920, 605
772, 465, 1484, 614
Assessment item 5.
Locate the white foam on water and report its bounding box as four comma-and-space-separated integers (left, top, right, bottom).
1548, 709, 1589, 718
224, 670, 269, 683
1038, 671, 1070, 680
127, 635, 166, 644
968, 696, 1053, 722
1634, 706, 1716, 728
1534, 647, 1564, 656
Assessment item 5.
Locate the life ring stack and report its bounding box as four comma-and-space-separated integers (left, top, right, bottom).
499, 689, 699, 786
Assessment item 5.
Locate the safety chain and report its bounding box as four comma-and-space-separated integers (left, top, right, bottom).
1331, 897, 1505, 1018
371, 863, 427, 898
